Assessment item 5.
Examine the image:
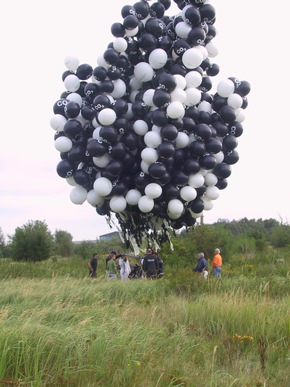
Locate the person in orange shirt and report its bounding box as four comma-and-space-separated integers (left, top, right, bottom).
212, 248, 223, 277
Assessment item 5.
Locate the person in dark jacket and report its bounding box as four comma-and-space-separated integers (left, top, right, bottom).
88, 253, 98, 278
142, 248, 159, 279
193, 252, 208, 279
154, 251, 164, 278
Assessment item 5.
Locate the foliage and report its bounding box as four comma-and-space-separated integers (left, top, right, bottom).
269, 224, 290, 247
9, 220, 53, 262
74, 241, 97, 260
0, 227, 5, 258
54, 229, 74, 257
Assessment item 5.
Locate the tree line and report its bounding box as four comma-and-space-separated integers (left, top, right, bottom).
0, 217, 290, 262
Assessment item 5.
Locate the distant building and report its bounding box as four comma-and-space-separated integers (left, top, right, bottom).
217, 218, 230, 223
99, 231, 121, 241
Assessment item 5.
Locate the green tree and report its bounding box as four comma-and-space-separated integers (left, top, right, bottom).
269, 225, 290, 248
9, 220, 53, 261
54, 229, 74, 257
74, 241, 97, 260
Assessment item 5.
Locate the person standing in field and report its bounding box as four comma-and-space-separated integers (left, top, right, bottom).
107, 252, 118, 279
119, 255, 131, 281
211, 248, 223, 277
88, 253, 98, 278
106, 250, 117, 276
142, 248, 159, 279
193, 252, 208, 279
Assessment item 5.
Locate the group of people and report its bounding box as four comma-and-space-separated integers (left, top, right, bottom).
88, 248, 164, 280
193, 248, 223, 279
88, 247, 222, 280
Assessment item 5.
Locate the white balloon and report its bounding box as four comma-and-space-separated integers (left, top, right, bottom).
125, 26, 139, 37
206, 41, 218, 57
175, 21, 191, 39
197, 45, 208, 60
93, 177, 113, 196
65, 93, 82, 107
170, 88, 186, 103
92, 127, 101, 139
166, 101, 185, 119
189, 208, 203, 218
173, 74, 186, 90
151, 124, 161, 133
54, 136, 73, 152
141, 147, 158, 163
199, 168, 208, 176
87, 190, 104, 206
205, 186, 220, 200
182, 47, 203, 69
176, 132, 190, 148
134, 62, 154, 82
198, 100, 212, 113
217, 79, 235, 98
141, 160, 150, 174
129, 76, 142, 91
144, 131, 162, 148
143, 89, 155, 106
168, 199, 184, 215
66, 176, 78, 186
185, 71, 202, 88
204, 172, 218, 187
64, 74, 80, 92
185, 88, 202, 106
111, 79, 126, 99
148, 49, 168, 69
70, 186, 87, 204
113, 37, 128, 52
64, 55, 79, 71
167, 210, 182, 220
227, 93, 243, 109
50, 114, 67, 131
202, 197, 214, 210
188, 173, 205, 188
110, 196, 127, 212
145, 183, 162, 199
235, 108, 246, 122
180, 186, 197, 202
138, 196, 154, 213
97, 54, 110, 69
133, 120, 149, 136
214, 151, 225, 163
126, 189, 142, 206
92, 154, 111, 168
92, 117, 99, 128
97, 108, 116, 126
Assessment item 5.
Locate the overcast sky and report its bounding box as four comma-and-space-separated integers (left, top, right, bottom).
1, 0, 289, 242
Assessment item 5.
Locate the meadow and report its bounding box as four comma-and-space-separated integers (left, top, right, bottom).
0, 256, 289, 387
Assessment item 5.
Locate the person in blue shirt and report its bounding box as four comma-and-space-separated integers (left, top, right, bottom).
193, 252, 208, 279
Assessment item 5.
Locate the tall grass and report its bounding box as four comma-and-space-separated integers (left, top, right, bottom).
0, 257, 289, 386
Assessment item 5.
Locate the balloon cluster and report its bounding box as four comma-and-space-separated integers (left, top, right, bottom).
50, 0, 250, 250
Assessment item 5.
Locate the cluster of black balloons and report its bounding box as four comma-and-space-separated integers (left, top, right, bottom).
50, 0, 250, 248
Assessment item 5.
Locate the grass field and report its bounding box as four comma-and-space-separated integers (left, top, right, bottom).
0, 257, 289, 386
